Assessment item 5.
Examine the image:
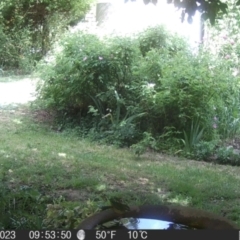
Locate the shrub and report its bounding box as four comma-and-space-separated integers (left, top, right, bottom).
193, 140, 218, 161
0, 25, 35, 72
38, 32, 140, 112
0, 0, 93, 71
215, 147, 240, 166
216, 102, 240, 140
181, 118, 205, 154
192, 142, 240, 166
130, 132, 158, 156
37, 32, 144, 146
137, 25, 188, 56
133, 47, 240, 143
138, 25, 168, 56
36, 26, 240, 153
38, 33, 108, 112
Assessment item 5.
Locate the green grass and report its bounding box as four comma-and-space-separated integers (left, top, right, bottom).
0, 104, 240, 229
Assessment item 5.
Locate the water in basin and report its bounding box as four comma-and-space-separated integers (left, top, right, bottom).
97, 218, 196, 230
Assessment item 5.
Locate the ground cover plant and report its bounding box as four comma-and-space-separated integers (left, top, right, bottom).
36, 25, 240, 166
0, 102, 239, 229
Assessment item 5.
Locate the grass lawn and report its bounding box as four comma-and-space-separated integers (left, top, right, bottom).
0, 103, 240, 229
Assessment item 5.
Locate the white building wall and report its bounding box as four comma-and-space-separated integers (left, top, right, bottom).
73, 0, 201, 46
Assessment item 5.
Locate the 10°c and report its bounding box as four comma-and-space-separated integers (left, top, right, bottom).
128, 231, 148, 239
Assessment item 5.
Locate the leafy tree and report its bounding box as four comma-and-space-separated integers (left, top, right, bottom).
205, 0, 240, 80
126, 0, 231, 25
0, 0, 94, 70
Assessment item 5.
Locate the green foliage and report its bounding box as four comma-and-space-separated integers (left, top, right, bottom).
36, 25, 240, 162
138, 25, 167, 56
1, 101, 240, 228
96, 91, 146, 146
43, 200, 100, 229
0, 0, 93, 71
88, 101, 145, 147
0, 184, 101, 230
0, 184, 51, 229
138, 25, 188, 56
130, 132, 158, 156
155, 126, 183, 153
193, 140, 218, 161
140, 0, 228, 25
217, 104, 240, 139
37, 32, 143, 147
204, 0, 240, 142
38, 33, 139, 112
37, 33, 106, 111
0, 27, 39, 72
192, 142, 240, 166
205, 0, 240, 69
134, 47, 240, 143
215, 147, 240, 166
181, 119, 205, 153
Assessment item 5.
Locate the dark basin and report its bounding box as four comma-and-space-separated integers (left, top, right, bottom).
78, 204, 239, 229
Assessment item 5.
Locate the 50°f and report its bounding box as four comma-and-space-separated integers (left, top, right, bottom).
96, 230, 116, 239
128, 231, 148, 239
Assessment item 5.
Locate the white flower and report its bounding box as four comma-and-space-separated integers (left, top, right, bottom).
146, 83, 155, 89
58, 153, 66, 158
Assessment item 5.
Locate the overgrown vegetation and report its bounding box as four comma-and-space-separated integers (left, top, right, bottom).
0, 106, 239, 229
36, 24, 240, 166
0, 0, 93, 73
1, 0, 240, 230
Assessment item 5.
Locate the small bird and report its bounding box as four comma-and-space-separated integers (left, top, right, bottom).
109, 197, 130, 215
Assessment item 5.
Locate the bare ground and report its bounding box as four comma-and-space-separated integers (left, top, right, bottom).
0, 77, 37, 107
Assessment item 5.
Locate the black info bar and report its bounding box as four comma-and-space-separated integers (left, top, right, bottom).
0, 230, 239, 240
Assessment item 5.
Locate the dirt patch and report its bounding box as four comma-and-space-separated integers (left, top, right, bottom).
0, 77, 38, 105
31, 109, 57, 126
56, 189, 91, 201
0, 76, 58, 127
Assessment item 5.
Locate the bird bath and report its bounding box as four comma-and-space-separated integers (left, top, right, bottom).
78, 205, 238, 229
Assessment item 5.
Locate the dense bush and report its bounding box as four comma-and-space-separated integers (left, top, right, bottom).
205, 0, 240, 62
138, 25, 188, 56
192, 141, 240, 166
37, 33, 140, 112
37, 32, 144, 146
0, 26, 39, 72
36, 25, 240, 164
193, 140, 218, 161
204, 0, 240, 143
0, 0, 93, 72
133, 48, 240, 141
